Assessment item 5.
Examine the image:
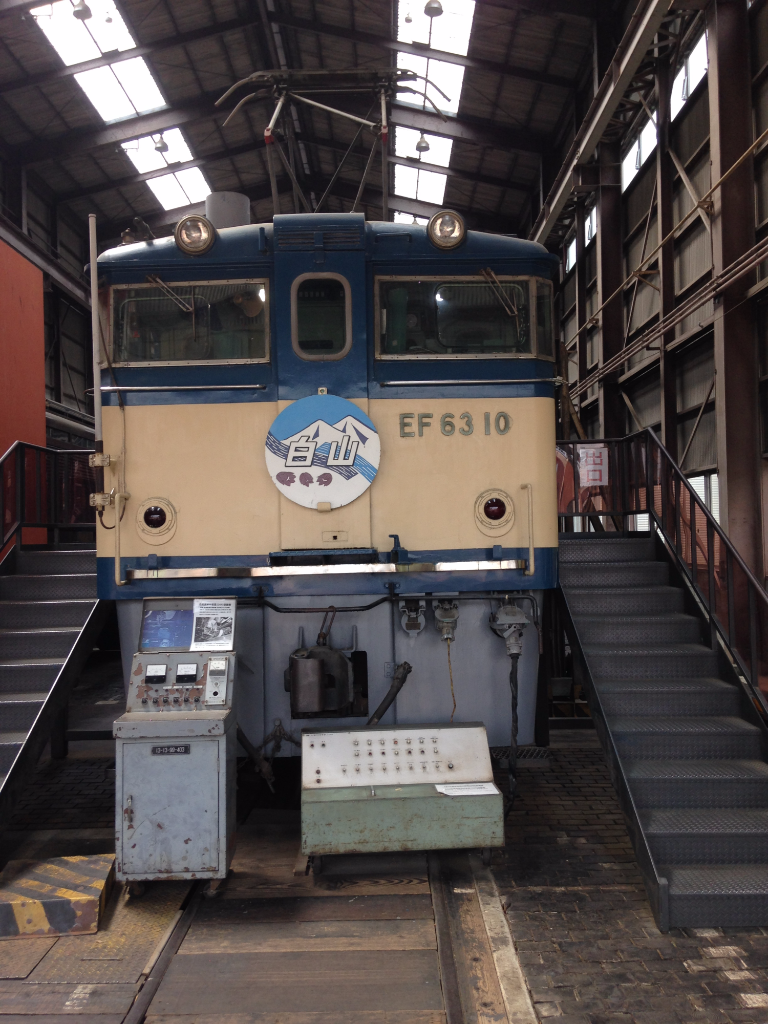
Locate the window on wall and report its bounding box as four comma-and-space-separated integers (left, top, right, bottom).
622, 117, 658, 191
585, 207, 597, 246
688, 473, 720, 523
565, 237, 576, 273
671, 33, 708, 121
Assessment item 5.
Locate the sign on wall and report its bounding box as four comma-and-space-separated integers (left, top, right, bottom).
265, 394, 381, 510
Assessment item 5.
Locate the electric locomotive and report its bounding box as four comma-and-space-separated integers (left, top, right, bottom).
94, 202, 559, 756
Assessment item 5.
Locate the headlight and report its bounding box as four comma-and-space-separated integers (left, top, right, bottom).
427, 209, 465, 250
174, 215, 216, 255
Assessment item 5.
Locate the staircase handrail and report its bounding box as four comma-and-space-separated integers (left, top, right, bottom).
1, 440, 96, 550
558, 426, 768, 714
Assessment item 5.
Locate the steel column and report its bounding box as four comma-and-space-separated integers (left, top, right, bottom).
706, 0, 761, 573
596, 141, 625, 438
656, 59, 678, 458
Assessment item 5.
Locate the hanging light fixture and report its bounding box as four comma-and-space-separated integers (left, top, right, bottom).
424, 0, 443, 16
404, 7, 412, 21
72, 0, 92, 20
154, 135, 169, 154
415, 133, 430, 154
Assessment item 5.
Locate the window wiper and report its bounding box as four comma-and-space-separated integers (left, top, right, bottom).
146, 274, 194, 313
481, 267, 518, 319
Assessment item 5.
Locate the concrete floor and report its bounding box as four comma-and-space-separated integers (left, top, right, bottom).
4, 725, 768, 1022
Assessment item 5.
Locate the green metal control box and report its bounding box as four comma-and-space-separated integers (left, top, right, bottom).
301, 722, 503, 856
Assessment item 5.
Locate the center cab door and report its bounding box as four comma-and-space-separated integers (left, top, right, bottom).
272, 214, 372, 552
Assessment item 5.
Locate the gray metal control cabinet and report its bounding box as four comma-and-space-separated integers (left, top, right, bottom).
114, 649, 236, 882
301, 722, 503, 856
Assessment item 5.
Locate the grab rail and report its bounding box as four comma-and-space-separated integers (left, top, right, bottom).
557, 428, 768, 715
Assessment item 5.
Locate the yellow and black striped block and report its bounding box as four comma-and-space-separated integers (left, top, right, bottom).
0, 855, 115, 937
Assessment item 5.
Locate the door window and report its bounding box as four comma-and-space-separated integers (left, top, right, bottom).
292, 274, 352, 361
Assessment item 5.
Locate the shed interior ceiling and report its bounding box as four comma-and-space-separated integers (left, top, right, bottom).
0, 0, 613, 243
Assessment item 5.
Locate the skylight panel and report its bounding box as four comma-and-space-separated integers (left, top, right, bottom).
112, 58, 166, 114
394, 211, 429, 224
394, 164, 419, 199
174, 168, 210, 204
393, 163, 447, 205
398, 0, 475, 57
415, 168, 447, 204
122, 129, 193, 173
147, 174, 188, 211
395, 127, 453, 167
147, 169, 210, 211
31, 0, 134, 66
397, 53, 464, 116
75, 65, 135, 121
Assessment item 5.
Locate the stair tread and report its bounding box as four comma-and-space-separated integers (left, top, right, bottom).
585, 643, 714, 655
574, 613, 697, 624
0, 693, 48, 703
663, 864, 768, 896
0, 599, 95, 606
643, 809, 768, 833
610, 716, 758, 735
0, 658, 66, 668
595, 677, 733, 692
0, 627, 82, 635
0, 732, 27, 744
625, 759, 768, 780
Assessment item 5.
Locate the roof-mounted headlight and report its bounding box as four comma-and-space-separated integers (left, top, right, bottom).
174, 215, 216, 255
427, 209, 465, 250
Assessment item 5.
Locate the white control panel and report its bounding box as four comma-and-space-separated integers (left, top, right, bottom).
301, 723, 493, 789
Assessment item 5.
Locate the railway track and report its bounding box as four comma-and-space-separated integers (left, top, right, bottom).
124, 810, 536, 1024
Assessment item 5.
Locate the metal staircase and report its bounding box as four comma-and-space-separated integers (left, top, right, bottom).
557, 430, 768, 930
0, 442, 104, 822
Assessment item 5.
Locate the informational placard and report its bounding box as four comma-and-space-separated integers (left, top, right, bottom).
435, 782, 499, 797
190, 599, 236, 651
579, 444, 609, 487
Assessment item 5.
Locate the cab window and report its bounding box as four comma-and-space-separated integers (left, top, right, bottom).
292, 274, 352, 360
112, 280, 268, 364
377, 276, 554, 359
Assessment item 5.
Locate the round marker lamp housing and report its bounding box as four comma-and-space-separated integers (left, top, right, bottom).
174, 215, 216, 255
427, 210, 465, 250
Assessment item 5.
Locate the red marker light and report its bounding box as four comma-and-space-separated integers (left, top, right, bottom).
144, 506, 167, 529
484, 497, 506, 521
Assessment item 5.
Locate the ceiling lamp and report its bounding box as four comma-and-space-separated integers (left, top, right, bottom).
154, 135, 169, 154
404, 8, 412, 22
424, 0, 443, 16
415, 133, 430, 154
72, 0, 92, 19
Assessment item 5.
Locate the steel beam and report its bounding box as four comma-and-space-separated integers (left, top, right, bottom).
390, 104, 544, 154
0, 16, 255, 97
268, 12, 574, 90
14, 94, 239, 166
12, 95, 543, 168
529, 0, 671, 244
55, 133, 532, 207
706, 0, 761, 573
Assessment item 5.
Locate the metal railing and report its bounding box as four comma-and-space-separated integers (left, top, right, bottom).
557, 428, 768, 715
1, 441, 97, 549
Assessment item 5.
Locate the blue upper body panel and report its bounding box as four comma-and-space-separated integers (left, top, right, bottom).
98, 213, 560, 403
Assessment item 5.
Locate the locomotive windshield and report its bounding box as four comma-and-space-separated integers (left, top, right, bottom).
111, 280, 268, 364
377, 277, 553, 359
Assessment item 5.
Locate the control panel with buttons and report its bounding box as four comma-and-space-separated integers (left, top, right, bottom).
301, 722, 493, 789
125, 651, 235, 712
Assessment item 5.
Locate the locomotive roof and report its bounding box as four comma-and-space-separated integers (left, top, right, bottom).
97, 212, 559, 278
